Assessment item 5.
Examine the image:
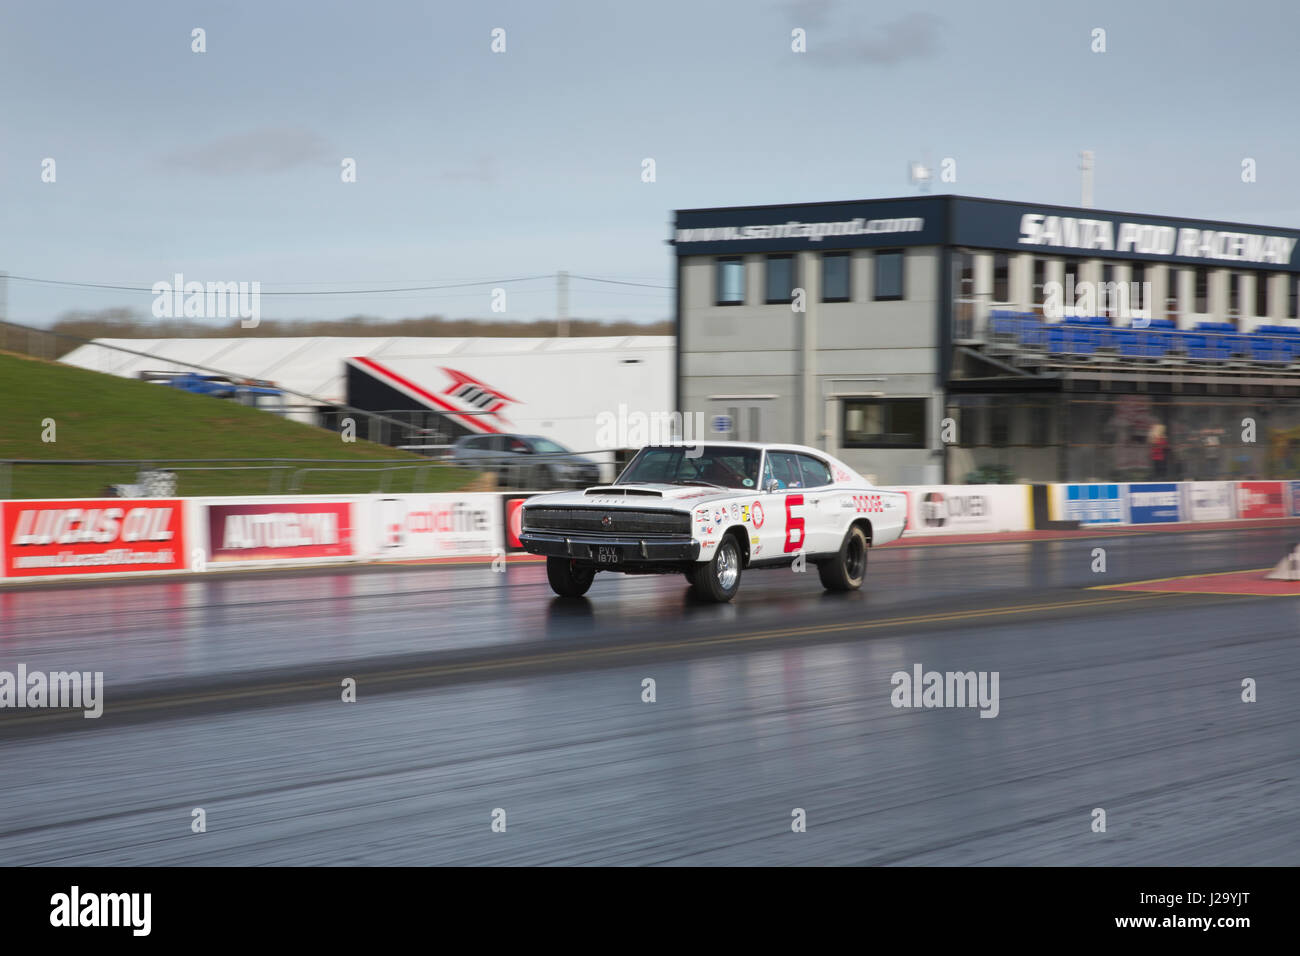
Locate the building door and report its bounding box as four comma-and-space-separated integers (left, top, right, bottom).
710, 402, 765, 442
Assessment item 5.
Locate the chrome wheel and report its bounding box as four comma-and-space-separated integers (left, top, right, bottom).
691, 535, 743, 602
715, 541, 739, 590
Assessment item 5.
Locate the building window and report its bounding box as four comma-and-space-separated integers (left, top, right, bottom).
874, 250, 904, 300
990, 406, 1010, 447
1256, 274, 1269, 317
993, 253, 1009, 302
1228, 273, 1240, 316
1131, 263, 1146, 316
1100, 263, 1116, 317
1194, 267, 1209, 313
765, 254, 795, 304
1063, 259, 1081, 301
1291, 275, 1299, 319
822, 252, 850, 302
1030, 402, 1051, 446
1032, 259, 1046, 309
716, 257, 744, 305
956, 252, 975, 299
842, 397, 927, 449
1166, 267, 1179, 319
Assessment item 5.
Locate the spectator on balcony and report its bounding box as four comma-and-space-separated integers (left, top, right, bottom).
1149, 423, 1169, 478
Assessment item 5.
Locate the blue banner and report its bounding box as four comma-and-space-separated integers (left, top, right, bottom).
1063, 484, 1124, 524
1127, 483, 1181, 523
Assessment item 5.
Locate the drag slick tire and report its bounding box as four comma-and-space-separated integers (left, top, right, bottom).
690, 535, 742, 603
818, 525, 868, 592
546, 556, 596, 597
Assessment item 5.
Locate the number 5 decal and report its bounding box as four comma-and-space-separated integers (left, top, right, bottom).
783, 494, 805, 553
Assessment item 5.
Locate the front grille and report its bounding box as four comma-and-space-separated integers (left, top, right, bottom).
523, 507, 690, 536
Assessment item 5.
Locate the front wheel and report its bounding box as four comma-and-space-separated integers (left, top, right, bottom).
818, 525, 868, 591
690, 535, 742, 603
546, 556, 596, 597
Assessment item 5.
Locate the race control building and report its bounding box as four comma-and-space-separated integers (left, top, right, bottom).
672, 195, 1300, 484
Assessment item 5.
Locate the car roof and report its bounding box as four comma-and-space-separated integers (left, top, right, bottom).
639, 441, 833, 457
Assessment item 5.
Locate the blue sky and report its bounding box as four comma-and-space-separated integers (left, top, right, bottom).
2, 0, 1297, 326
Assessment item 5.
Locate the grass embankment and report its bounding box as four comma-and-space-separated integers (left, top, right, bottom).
0, 351, 477, 498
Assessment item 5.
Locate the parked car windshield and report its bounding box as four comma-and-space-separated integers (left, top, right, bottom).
616, 446, 762, 490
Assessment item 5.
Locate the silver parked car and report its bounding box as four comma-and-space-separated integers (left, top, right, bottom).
449, 434, 601, 489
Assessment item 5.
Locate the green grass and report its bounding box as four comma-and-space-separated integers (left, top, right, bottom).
0, 351, 478, 498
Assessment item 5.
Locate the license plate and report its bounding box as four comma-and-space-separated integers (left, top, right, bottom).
595, 547, 620, 564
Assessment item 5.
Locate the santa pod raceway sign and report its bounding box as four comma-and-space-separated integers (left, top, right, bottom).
206, 500, 354, 563
2, 499, 185, 578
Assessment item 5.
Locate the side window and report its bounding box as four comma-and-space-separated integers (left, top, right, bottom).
767, 451, 803, 489
489, 436, 509, 452
508, 437, 529, 453
794, 454, 832, 488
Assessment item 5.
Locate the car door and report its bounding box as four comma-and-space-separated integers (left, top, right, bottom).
760, 450, 811, 560
793, 453, 837, 554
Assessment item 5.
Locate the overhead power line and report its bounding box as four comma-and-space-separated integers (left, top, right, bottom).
3, 274, 555, 296
568, 274, 671, 289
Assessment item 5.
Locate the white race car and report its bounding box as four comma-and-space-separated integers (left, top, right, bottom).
519, 442, 907, 602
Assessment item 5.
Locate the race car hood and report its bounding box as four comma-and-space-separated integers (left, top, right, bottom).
523, 484, 742, 510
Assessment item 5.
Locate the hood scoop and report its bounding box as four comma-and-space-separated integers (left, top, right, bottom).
583, 486, 663, 497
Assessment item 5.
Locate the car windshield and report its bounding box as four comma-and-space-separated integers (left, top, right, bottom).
529, 438, 568, 454
616, 446, 762, 490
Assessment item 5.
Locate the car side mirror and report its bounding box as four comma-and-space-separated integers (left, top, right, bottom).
764, 478, 780, 493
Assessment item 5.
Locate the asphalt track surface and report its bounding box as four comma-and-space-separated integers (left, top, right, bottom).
1, 523, 1297, 865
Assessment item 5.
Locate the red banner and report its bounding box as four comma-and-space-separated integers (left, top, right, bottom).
2, 499, 186, 577
206, 501, 353, 562
503, 497, 529, 551
1237, 481, 1286, 519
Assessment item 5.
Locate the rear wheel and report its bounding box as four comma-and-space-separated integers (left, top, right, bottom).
690, 535, 742, 603
818, 525, 868, 591
546, 557, 596, 597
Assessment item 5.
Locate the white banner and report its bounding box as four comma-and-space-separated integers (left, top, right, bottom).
365, 494, 502, 560
1184, 482, 1235, 522
884, 485, 1032, 536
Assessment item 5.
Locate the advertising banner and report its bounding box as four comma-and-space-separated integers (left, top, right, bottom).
367, 494, 502, 559
1185, 481, 1235, 521
205, 499, 355, 564
1237, 481, 1286, 520
2, 499, 185, 578
896, 485, 1030, 536
1058, 484, 1125, 524
1127, 483, 1181, 524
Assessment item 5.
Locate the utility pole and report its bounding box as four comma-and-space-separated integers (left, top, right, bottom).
1080, 150, 1095, 208
557, 269, 569, 337
0, 271, 8, 353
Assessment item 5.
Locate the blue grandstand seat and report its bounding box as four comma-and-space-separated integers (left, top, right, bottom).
1250, 338, 1276, 362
